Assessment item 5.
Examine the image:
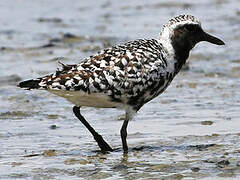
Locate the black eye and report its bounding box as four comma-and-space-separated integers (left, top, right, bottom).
185, 25, 198, 33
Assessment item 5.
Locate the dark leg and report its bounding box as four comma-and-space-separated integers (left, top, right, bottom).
120, 110, 135, 153
73, 106, 113, 152
121, 119, 129, 153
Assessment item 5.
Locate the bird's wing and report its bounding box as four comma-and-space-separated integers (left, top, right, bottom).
19, 39, 167, 103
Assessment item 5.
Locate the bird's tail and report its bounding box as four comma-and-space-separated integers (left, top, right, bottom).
18, 78, 42, 90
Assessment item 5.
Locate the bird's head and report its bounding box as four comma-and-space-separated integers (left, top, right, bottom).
159, 15, 224, 59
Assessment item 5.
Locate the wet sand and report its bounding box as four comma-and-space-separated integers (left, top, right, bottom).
1, 0, 240, 179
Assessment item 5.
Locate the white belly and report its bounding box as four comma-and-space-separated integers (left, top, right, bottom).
48, 90, 123, 108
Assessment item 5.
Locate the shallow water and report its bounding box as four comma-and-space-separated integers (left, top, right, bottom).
1, 0, 240, 179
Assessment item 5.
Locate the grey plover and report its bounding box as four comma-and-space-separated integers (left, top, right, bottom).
19, 15, 224, 152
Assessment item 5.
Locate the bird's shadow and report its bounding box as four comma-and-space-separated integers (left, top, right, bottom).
131, 143, 216, 152
92, 143, 216, 154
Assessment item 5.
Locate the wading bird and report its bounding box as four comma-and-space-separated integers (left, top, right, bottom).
19, 15, 224, 153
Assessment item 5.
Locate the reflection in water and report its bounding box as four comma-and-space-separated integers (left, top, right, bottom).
121, 153, 129, 164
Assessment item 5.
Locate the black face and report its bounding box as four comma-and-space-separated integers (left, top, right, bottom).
170, 23, 224, 65
173, 24, 225, 51
183, 24, 203, 48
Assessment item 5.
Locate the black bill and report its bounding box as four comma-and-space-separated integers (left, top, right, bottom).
202, 31, 225, 45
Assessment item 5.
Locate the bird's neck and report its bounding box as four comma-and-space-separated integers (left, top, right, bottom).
172, 35, 191, 59
171, 39, 190, 72
159, 30, 191, 73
